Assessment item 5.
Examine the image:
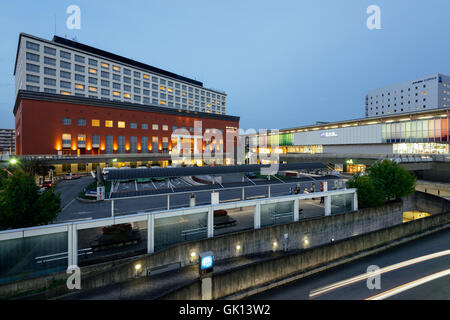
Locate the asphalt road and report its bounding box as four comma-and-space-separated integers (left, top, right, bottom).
54, 176, 93, 209
248, 227, 450, 300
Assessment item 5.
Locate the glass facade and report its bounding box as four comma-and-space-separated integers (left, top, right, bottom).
330, 193, 354, 215
0, 232, 68, 285
260, 201, 294, 227
382, 117, 449, 144
154, 212, 208, 251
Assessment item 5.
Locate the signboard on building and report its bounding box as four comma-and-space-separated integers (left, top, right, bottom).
97, 186, 105, 201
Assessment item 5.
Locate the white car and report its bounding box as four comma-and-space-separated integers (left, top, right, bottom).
102, 167, 118, 175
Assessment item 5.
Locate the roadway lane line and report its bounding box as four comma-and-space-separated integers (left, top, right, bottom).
309, 249, 450, 299
366, 269, 450, 300
62, 198, 76, 212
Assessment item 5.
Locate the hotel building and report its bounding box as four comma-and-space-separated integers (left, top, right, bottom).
14, 33, 227, 115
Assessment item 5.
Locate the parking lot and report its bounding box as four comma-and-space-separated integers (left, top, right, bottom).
114, 177, 194, 193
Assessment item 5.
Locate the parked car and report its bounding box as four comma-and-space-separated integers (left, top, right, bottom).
246, 172, 257, 179
213, 209, 228, 217
40, 181, 53, 189
64, 173, 81, 180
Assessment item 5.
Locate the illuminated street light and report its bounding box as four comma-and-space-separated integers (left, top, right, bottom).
9, 158, 18, 165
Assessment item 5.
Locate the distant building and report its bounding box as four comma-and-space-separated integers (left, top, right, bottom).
0, 129, 15, 154
365, 74, 450, 117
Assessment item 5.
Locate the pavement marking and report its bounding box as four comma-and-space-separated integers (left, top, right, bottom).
62, 198, 76, 212
366, 268, 450, 300
309, 249, 450, 299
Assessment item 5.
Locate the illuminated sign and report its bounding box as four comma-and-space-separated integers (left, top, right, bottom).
199, 251, 214, 275
320, 132, 338, 138
346, 159, 354, 164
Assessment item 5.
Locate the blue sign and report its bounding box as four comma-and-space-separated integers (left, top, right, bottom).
200, 255, 214, 270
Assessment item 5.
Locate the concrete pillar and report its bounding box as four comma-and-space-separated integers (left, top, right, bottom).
190, 194, 196, 207
167, 194, 170, 210
67, 224, 73, 267
323, 181, 328, 192
353, 191, 358, 211
201, 276, 212, 300
211, 192, 219, 205
207, 207, 214, 238
68, 224, 78, 267
268, 185, 271, 198
147, 214, 154, 254
241, 187, 245, 201
111, 200, 114, 217
293, 198, 300, 222
325, 196, 331, 216
254, 202, 261, 229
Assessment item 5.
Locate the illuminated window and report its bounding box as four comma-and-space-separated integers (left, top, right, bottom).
160, 86, 165, 91
62, 134, 71, 148
167, 88, 173, 93
92, 119, 100, 127
118, 121, 125, 128
143, 74, 149, 79
89, 86, 98, 93
162, 125, 168, 131
124, 93, 131, 99
105, 120, 113, 128
113, 65, 120, 72
152, 124, 158, 130
89, 68, 97, 74
182, 91, 187, 96
423, 91, 427, 95
101, 62, 109, 69
75, 84, 84, 91
160, 100, 166, 105
113, 91, 120, 97
60, 91, 71, 95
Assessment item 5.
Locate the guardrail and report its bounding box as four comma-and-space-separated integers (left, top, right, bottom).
0, 188, 357, 283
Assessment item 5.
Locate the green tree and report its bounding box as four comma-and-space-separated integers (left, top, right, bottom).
346, 174, 386, 209
367, 159, 416, 200
0, 170, 61, 230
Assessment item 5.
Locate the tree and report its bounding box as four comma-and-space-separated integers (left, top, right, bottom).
0, 170, 61, 230
367, 159, 416, 200
346, 174, 386, 209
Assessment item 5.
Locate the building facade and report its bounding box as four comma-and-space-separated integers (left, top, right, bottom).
365, 74, 450, 118
14, 33, 227, 115
0, 129, 15, 154
14, 91, 239, 164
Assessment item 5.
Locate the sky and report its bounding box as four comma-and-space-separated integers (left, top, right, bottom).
0, 0, 449, 131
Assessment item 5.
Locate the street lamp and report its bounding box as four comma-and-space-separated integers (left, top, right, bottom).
9, 158, 18, 165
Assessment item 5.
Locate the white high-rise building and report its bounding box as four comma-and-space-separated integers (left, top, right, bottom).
365, 73, 450, 117
14, 33, 227, 114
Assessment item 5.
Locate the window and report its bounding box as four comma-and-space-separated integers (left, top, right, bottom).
101, 88, 110, 96
101, 71, 110, 78
88, 58, 98, 66
134, 87, 140, 94
92, 134, 100, 148
26, 63, 39, 73
101, 80, 110, 87
124, 93, 131, 99
62, 118, 71, 125
113, 82, 121, 89
123, 68, 131, 75
44, 46, 56, 56
101, 62, 109, 69
92, 119, 100, 127
113, 91, 120, 97
75, 74, 85, 82
113, 74, 121, 81
142, 123, 148, 130
88, 77, 98, 85
77, 134, 86, 147
44, 67, 56, 76
44, 88, 56, 94
134, 79, 141, 86
162, 125, 168, 131
26, 85, 39, 92
75, 83, 84, 91
75, 64, 85, 72
118, 121, 125, 128
60, 81, 71, 89
26, 52, 40, 62
60, 51, 71, 59
143, 74, 149, 80
130, 122, 137, 129
60, 61, 71, 70
118, 136, 125, 153
77, 119, 86, 126
88, 86, 98, 93
26, 41, 40, 51
26, 74, 39, 84
133, 71, 141, 78
143, 81, 150, 88
105, 120, 113, 128
62, 134, 71, 148
89, 68, 97, 75
75, 55, 85, 63
152, 124, 158, 130
113, 65, 120, 72
60, 71, 71, 79
124, 76, 131, 84
152, 76, 158, 83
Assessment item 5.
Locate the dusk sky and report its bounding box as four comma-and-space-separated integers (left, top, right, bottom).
0, 0, 449, 130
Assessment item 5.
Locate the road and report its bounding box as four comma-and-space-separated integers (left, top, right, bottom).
248, 227, 450, 300
54, 176, 93, 209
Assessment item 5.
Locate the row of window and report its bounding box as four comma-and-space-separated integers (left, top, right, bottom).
24, 41, 226, 99
61, 117, 223, 133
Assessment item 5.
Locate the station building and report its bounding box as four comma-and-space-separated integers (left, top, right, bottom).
245, 107, 450, 177
14, 90, 239, 173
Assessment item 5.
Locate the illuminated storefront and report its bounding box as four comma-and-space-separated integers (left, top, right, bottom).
393, 143, 449, 154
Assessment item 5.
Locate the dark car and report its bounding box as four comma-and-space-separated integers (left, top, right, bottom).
40, 181, 53, 189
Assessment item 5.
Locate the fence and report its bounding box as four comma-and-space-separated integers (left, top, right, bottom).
0, 188, 356, 285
